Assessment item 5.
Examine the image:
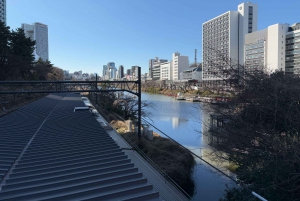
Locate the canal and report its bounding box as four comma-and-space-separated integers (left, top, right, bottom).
141, 92, 236, 201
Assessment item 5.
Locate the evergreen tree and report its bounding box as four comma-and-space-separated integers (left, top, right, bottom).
0, 21, 35, 80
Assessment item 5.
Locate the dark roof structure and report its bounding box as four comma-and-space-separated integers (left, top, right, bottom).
0, 93, 165, 200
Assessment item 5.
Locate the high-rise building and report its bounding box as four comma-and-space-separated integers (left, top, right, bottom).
149, 59, 155, 78
0, 0, 6, 24
160, 61, 173, 80
172, 52, 189, 81
131, 66, 140, 79
118, 65, 124, 79
202, 2, 258, 81
286, 23, 300, 75
245, 23, 289, 73
126, 69, 131, 76
102, 65, 108, 77
107, 62, 116, 79
245, 22, 300, 75
149, 57, 168, 80
22, 22, 49, 61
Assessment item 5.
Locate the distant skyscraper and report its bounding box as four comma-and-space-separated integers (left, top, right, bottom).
118, 65, 124, 79
202, 2, 258, 81
131, 66, 140, 79
22, 22, 49, 61
126, 69, 131, 76
107, 62, 116, 79
103, 65, 108, 77
0, 0, 6, 24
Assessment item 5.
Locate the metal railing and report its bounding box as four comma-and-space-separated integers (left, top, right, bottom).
120, 132, 192, 200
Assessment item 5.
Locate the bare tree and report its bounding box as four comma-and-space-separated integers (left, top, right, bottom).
200, 49, 300, 201
113, 94, 153, 121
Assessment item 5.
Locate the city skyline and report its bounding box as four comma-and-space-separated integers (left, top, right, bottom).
6, 0, 300, 74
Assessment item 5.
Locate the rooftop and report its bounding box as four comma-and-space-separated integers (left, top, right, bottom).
0, 93, 187, 200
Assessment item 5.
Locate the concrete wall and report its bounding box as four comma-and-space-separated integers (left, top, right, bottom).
267, 24, 289, 72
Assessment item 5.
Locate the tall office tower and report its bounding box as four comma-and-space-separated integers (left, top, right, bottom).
22, 22, 49, 61
172, 52, 189, 81
245, 23, 289, 73
107, 62, 116, 79
202, 2, 257, 81
118, 65, 124, 79
126, 69, 131, 76
102, 65, 108, 77
0, 0, 6, 24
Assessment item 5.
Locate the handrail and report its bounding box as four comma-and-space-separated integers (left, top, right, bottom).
141, 117, 269, 201
120, 132, 192, 200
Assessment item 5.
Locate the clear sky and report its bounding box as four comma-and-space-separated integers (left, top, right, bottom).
7, 0, 300, 75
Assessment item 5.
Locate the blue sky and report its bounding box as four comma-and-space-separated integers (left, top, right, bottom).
7, 0, 300, 75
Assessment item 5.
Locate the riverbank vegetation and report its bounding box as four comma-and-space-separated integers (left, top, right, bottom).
141, 82, 233, 98
203, 52, 300, 201
89, 93, 195, 197
111, 120, 195, 196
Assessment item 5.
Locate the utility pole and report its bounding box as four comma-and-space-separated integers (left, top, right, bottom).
137, 67, 141, 139
95, 74, 98, 105
195, 49, 197, 67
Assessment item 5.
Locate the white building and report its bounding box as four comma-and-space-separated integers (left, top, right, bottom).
180, 67, 202, 82
245, 22, 300, 75
202, 2, 258, 81
172, 52, 189, 81
149, 57, 168, 80
245, 23, 289, 73
0, 0, 6, 24
22, 22, 49, 61
286, 23, 300, 75
160, 61, 173, 80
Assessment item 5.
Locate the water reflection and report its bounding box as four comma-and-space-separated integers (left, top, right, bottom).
142, 92, 236, 201
172, 117, 188, 128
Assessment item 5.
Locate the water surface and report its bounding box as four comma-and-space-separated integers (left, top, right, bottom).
142, 92, 236, 201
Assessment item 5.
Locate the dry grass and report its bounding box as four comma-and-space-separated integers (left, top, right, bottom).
87, 95, 196, 197
110, 120, 195, 196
